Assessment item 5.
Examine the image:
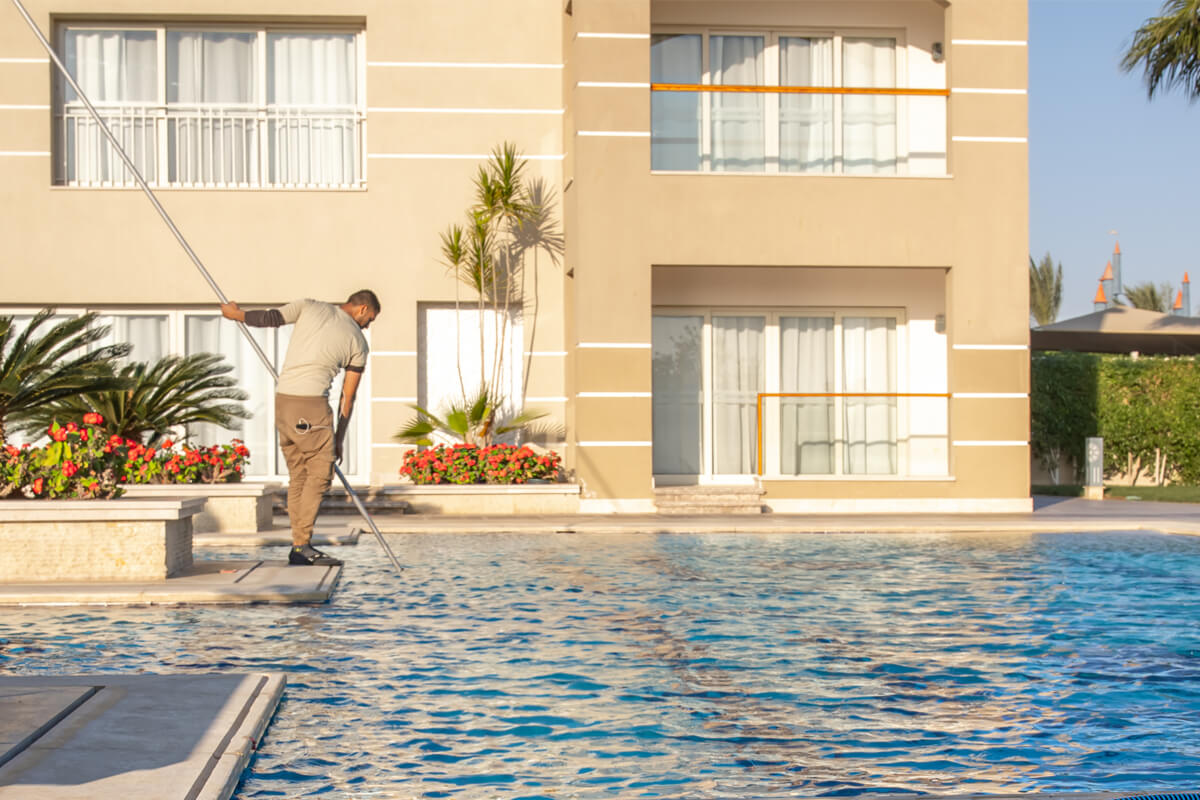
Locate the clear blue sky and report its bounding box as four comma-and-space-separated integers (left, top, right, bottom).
1030, 0, 1200, 320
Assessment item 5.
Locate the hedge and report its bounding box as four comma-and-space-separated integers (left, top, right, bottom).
1032, 352, 1200, 485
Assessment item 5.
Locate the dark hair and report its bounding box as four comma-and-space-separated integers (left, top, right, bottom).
346, 289, 381, 314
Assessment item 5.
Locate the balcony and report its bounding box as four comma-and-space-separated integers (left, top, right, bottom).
54, 104, 365, 189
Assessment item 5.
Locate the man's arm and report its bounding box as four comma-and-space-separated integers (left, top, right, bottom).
220, 302, 287, 327
334, 367, 364, 463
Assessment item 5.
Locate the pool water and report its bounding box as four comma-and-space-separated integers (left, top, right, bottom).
2, 531, 1200, 798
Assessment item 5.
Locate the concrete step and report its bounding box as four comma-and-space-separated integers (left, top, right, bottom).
654, 485, 765, 514
658, 503, 765, 515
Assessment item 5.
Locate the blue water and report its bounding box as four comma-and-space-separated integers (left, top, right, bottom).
3, 531, 1200, 798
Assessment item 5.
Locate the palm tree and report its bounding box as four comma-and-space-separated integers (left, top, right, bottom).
1029, 252, 1064, 326
1123, 281, 1175, 312
1121, 0, 1200, 100
0, 310, 130, 443
395, 387, 547, 447
18, 353, 249, 446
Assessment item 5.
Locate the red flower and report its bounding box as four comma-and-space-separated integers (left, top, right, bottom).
31, 477, 44, 495
161, 439, 174, 449
62, 461, 78, 478
66, 422, 78, 433
50, 427, 69, 442
82, 412, 104, 426
144, 448, 156, 460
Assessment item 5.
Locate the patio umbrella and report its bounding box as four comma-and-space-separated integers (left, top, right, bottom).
1032, 305, 1200, 355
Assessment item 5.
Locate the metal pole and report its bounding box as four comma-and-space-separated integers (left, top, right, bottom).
11, 0, 404, 572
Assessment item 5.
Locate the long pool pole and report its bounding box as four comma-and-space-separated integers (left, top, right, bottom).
10, 0, 405, 573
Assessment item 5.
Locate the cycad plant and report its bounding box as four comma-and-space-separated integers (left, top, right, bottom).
396, 388, 546, 447
0, 310, 130, 444
18, 353, 249, 446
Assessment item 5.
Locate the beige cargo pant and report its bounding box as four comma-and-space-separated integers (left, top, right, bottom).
275, 393, 335, 547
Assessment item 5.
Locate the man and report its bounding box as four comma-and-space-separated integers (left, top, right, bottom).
220, 290, 380, 566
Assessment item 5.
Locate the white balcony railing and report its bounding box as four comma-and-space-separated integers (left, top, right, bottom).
55, 104, 365, 188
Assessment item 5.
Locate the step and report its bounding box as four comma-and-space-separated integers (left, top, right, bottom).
658, 503, 765, 515
272, 488, 412, 515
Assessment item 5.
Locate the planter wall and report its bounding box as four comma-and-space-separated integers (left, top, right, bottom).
122, 483, 279, 532
390, 484, 581, 515
0, 498, 206, 582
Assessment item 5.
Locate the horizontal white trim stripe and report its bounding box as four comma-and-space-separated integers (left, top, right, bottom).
526, 396, 568, 402
578, 81, 650, 88
578, 342, 651, 349
371, 397, 418, 403
951, 39, 1027, 47
577, 391, 652, 398
525, 350, 567, 357
369, 153, 565, 161
577, 32, 650, 39
577, 441, 653, 447
952, 393, 1028, 399
952, 135, 1028, 143
952, 344, 1029, 351
369, 106, 564, 115
0, 151, 50, 157
953, 440, 1028, 447
578, 130, 651, 137
0, 104, 51, 110
371, 350, 417, 357
0, 57, 49, 64
368, 61, 562, 69
951, 88, 1027, 95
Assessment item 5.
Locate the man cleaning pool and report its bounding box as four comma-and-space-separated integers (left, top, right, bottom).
221, 290, 380, 566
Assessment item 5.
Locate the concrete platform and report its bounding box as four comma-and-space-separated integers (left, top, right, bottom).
342, 496, 1200, 537
0, 672, 283, 800
0, 560, 340, 606
193, 523, 360, 548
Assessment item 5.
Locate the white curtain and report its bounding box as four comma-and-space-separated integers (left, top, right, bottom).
167, 32, 257, 185
712, 316, 764, 474
652, 316, 703, 474
185, 316, 273, 476
650, 34, 702, 171
268, 33, 357, 186
780, 317, 834, 474
842, 38, 897, 175
61, 29, 158, 183
779, 37, 834, 173
842, 317, 897, 474
710, 35, 764, 172
419, 307, 524, 444
91, 314, 168, 364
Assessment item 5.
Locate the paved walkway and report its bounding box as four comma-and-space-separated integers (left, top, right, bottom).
0, 561, 340, 606
320, 496, 1200, 537
0, 673, 283, 800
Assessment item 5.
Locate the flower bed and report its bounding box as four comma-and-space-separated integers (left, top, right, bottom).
1, 416, 250, 500
399, 444, 561, 485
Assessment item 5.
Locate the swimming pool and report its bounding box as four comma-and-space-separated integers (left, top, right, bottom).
2, 531, 1199, 798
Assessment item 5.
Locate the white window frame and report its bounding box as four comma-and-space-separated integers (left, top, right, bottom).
651, 25, 911, 175
652, 306, 910, 482
0, 306, 372, 483
53, 21, 367, 189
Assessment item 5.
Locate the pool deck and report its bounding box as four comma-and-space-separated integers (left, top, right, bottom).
0, 672, 283, 800
329, 495, 1200, 537
0, 560, 340, 607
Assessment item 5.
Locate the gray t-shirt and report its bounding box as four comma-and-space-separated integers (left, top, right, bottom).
276, 299, 369, 397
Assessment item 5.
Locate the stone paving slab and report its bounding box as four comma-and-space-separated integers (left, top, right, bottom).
0, 687, 98, 769
0, 560, 340, 606
346, 496, 1200, 537
0, 673, 283, 800
193, 523, 360, 548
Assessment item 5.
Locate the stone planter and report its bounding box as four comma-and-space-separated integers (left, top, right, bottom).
0, 498, 206, 582
389, 484, 581, 515
122, 483, 279, 532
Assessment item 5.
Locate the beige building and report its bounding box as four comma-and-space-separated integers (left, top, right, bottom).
0, 0, 1030, 513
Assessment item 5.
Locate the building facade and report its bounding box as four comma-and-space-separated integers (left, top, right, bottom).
0, 0, 1031, 512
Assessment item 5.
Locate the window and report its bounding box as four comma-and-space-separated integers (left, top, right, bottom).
651, 30, 901, 174
55, 24, 363, 188
652, 309, 902, 478
0, 308, 370, 481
